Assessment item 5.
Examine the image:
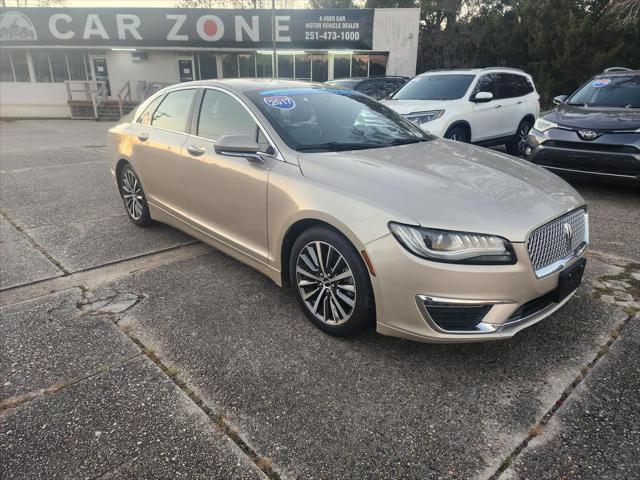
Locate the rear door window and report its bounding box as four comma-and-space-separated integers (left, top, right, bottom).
516, 75, 534, 96
151, 89, 196, 132
496, 74, 520, 99
355, 80, 380, 98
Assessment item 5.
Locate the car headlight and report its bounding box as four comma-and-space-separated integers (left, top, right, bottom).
533, 117, 558, 132
405, 110, 445, 125
388, 223, 516, 264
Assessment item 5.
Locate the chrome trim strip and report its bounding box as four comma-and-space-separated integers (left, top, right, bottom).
543, 166, 639, 179
418, 295, 514, 305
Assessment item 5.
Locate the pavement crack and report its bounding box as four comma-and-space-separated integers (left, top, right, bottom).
488, 259, 640, 479
0, 353, 143, 413
0, 207, 70, 275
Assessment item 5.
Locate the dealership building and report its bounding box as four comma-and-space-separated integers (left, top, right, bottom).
0, 7, 420, 118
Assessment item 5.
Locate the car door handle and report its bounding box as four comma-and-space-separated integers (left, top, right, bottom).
187, 145, 205, 157
137, 133, 149, 142
516, 100, 523, 105
494, 104, 502, 109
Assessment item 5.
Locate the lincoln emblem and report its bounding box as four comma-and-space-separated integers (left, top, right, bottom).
563, 222, 573, 252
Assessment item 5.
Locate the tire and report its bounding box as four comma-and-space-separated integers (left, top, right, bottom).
444, 125, 470, 143
289, 226, 375, 337
118, 162, 152, 227
506, 118, 533, 156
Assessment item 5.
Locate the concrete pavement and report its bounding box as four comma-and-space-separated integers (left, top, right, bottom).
1, 119, 638, 479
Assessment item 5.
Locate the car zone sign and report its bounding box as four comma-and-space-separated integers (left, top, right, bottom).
0, 8, 374, 49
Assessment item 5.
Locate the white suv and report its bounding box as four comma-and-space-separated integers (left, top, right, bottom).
381, 68, 540, 156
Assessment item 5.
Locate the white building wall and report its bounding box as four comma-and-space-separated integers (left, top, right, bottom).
372, 8, 420, 77
0, 82, 70, 118
107, 50, 180, 102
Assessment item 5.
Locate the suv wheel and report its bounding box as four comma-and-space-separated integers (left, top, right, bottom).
444, 125, 470, 143
506, 119, 533, 156
289, 226, 375, 337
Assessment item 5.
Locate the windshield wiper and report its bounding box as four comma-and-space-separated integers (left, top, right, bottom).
385, 138, 429, 146
296, 142, 387, 152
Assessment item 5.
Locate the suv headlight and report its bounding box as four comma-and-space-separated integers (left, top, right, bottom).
405, 110, 445, 125
388, 223, 516, 264
533, 117, 558, 132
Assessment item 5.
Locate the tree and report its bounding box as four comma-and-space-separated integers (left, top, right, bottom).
606, 0, 640, 25
2, 0, 65, 5
309, 0, 356, 7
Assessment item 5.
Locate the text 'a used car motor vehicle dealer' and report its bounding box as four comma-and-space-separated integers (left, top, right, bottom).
0, 7, 420, 118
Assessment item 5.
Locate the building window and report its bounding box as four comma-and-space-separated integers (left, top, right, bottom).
256, 53, 272, 78
32, 51, 52, 83
11, 51, 30, 82
369, 54, 387, 77
294, 53, 310, 80
196, 53, 217, 80
221, 54, 238, 78
277, 53, 294, 78
238, 53, 256, 78
333, 54, 351, 79
67, 51, 88, 80
0, 51, 29, 82
28, 50, 91, 83
311, 54, 328, 82
352, 54, 368, 77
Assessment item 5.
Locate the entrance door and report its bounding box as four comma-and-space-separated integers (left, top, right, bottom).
178, 58, 195, 82
91, 56, 110, 96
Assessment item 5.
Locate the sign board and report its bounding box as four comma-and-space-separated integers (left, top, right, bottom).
0, 8, 374, 49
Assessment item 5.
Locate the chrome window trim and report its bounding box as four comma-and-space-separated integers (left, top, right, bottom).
194, 85, 284, 162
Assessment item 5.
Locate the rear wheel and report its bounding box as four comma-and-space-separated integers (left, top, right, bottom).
506, 119, 533, 156
118, 163, 152, 227
289, 226, 374, 337
444, 125, 470, 143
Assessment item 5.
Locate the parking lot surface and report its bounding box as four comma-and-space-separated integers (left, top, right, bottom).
1, 119, 639, 479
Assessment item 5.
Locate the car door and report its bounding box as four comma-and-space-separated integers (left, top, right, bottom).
132, 88, 197, 218
496, 73, 524, 136
469, 73, 503, 141
182, 88, 275, 262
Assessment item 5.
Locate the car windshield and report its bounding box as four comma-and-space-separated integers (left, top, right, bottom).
568, 75, 640, 108
246, 87, 432, 152
391, 74, 476, 100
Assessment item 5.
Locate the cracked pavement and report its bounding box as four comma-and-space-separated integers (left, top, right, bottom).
1, 119, 639, 479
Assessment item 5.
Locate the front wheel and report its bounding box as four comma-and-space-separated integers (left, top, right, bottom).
118, 163, 152, 227
444, 125, 470, 143
506, 119, 533, 156
289, 227, 375, 337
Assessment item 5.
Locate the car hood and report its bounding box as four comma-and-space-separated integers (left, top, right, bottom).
380, 99, 452, 115
297, 139, 584, 242
545, 104, 640, 130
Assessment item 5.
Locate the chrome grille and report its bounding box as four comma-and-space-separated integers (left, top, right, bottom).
527, 209, 588, 276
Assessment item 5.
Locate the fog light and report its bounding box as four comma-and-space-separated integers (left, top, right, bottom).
525, 147, 532, 156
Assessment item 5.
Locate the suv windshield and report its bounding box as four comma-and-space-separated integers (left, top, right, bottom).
246, 87, 432, 152
568, 75, 640, 108
392, 74, 475, 100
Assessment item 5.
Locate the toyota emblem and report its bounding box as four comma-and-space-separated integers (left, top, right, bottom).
578, 130, 598, 141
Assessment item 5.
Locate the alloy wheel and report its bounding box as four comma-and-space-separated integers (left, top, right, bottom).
121, 169, 144, 220
295, 241, 356, 326
516, 122, 531, 154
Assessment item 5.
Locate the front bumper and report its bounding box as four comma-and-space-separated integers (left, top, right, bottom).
525, 127, 640, 183
365, 235, 587, 343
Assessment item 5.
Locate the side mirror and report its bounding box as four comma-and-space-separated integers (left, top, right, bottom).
553, 95, 567, 105
472, 91, 493, 103
214, 134, 263, 163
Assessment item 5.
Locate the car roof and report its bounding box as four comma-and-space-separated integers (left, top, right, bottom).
417, 67, 529, 77
165, 78, 321, 95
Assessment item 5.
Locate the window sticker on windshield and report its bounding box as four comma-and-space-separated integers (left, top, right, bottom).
264, 95, 296, 110
592, 79, 610, 88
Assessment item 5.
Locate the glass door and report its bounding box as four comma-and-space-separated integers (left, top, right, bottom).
90, 56, 110, 95
178, 58, 195, 82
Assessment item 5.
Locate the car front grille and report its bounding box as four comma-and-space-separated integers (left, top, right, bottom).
527, 209, 588, 276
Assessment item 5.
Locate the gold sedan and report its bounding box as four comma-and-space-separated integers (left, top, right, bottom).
107, 80, 588, 343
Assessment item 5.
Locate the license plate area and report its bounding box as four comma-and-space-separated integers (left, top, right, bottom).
554, 258, 587, 303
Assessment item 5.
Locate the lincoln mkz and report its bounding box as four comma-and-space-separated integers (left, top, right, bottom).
107, 80, 588, 343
